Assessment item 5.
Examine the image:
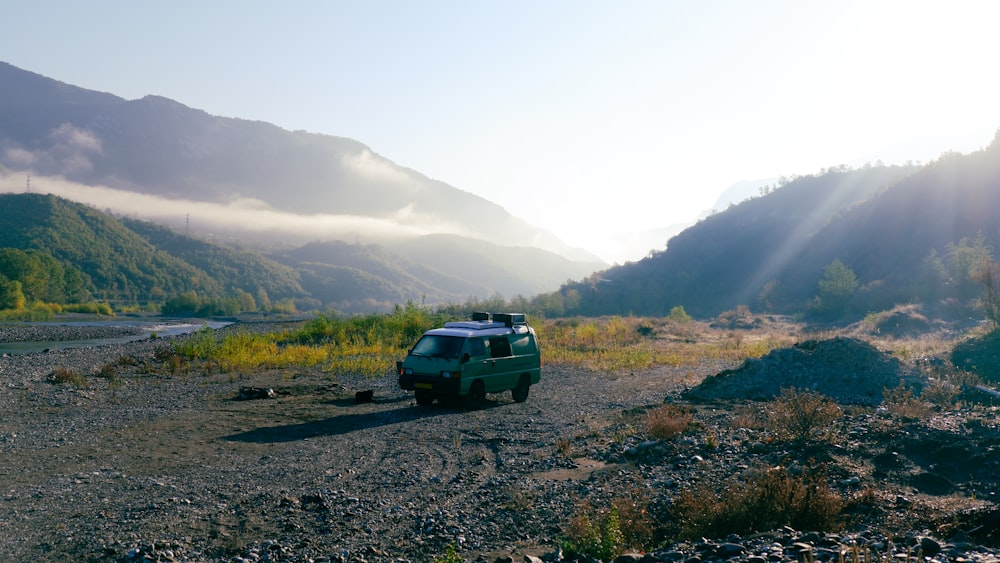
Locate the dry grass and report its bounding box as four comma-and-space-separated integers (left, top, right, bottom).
537, 316, 796, 373
766, 387, 843, 443
645, 404, 694, 440
732, 403, 769, 430
49, 366, 86, 387
882, 382, 933, 420
555, 436, 573, 457
671, 465, 843, 540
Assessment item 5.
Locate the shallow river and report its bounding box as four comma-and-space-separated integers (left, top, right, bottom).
0, 319, 232, 355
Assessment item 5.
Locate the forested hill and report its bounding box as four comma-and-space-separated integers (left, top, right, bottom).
0, 193, 593, 314
544, 131, 1000, 319
0, 193, 306, 308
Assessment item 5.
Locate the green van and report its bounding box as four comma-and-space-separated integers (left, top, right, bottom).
397, 312, 541, 406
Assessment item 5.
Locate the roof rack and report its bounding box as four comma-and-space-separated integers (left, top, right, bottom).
463, 312, 528, 328
492, 313, 526, 327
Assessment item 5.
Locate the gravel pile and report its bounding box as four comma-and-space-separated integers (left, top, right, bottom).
1, 324, 998, 562
684, 337, 923, 405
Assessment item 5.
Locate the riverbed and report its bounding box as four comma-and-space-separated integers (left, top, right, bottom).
0, 318, 231, 354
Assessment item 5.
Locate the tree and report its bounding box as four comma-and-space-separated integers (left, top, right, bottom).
0, 279, 26, 310
975, 257, 1000, 330
815, 259, 858, 316
669, 305, 692, 323
946, 233, 993, 301
918, 249, 948, 302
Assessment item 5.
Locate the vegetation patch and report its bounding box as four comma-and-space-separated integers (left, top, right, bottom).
645, 404, 694, 440
765, 388, 843, 443
670, 465, 843, 540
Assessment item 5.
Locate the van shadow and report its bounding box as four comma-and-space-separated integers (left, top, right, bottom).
223, 399, 506, 444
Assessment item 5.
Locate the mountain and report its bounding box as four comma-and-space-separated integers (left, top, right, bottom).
540, 132, 1000, 319
273, 236, 603, 312
615, 179, 780, 266
120, 217, 308, 304
700, 178, 777, 219
0, 61, 604, 269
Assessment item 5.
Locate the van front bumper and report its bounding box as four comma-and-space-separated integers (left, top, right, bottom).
398, 374, 461, 395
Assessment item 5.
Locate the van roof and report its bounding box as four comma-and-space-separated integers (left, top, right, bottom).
423, 319, 533, 338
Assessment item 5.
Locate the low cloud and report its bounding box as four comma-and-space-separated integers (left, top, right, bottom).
51, 123, 102, 154
0, 173, 472, 243
3, 124, 104, 177
340, 149, 418, 189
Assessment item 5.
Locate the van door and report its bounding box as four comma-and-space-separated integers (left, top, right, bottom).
485, 335, 517, 392
460, 337, 492, 393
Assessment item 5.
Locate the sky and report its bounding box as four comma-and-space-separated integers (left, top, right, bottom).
3, 1, 1000, 264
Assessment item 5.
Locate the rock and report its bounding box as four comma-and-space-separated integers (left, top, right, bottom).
715, 543, 745, 558
238, 386, 274, 400
920, 536, 942, 556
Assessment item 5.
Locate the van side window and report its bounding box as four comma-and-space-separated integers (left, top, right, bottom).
468, 337, 485, 358
488, 336, 512, 358
510, 334, 534, 356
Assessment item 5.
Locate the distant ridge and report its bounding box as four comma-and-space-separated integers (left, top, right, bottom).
539, 130, 1000, 319
0, 61, 604, 267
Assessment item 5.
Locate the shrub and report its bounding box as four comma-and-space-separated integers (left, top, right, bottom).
432, 542, 461, 563
556, 436, 572, 457
646, 404, 693, 440
669, 306, 692, 323
611, 489, 655, 550
882, 382, 932, 420
920, 379, 961, 408
732, 403, 768, 430
49, 367, 86, 387
98, 363, 116, 379
671, 465, 843, 540
766, 387, 843, 442
561, 503, 626, 561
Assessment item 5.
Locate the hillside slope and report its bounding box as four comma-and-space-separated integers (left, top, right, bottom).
546, 132, 1000, 319
0, 193, 305, 307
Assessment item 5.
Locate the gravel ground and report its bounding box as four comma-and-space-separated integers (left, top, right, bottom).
1, 321, 999, 563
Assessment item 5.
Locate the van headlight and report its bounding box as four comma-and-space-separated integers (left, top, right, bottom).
441, 371, 460, 378
401, 367, 413, 375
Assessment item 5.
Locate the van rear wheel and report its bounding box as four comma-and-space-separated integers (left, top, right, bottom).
511, 375, 530, 403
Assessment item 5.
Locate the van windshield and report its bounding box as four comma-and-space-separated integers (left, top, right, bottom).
410, 335, 465, 359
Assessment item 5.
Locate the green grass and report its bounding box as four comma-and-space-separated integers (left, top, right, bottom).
166, 309, 791, 378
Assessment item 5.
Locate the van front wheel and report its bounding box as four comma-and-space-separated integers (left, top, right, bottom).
511, 375, 530, 403
467, 380, 487, 408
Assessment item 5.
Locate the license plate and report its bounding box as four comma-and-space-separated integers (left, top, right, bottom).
415, 383, 433, 390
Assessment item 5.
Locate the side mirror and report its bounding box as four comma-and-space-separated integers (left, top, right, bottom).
461, 353, 471, 363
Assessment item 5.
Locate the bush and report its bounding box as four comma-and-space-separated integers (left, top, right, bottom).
671, 465, 843, 540
646, 404, 693, 440
561, 503, 626, 561
669, 306, 692, 323
882, 382, 932, 420
766, 387, 843, 442
49, 367, 86, 387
